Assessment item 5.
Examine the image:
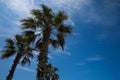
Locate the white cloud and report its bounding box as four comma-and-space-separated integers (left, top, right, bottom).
52, 48, 71, 56
75, 63, 85, 66
0, 0, 36, 17
50, 0, 82, 10
79, 0, 120, 25
37, 0, 91, 27
0, 26, 21, 38
0, 0, 36, 38
86, 55, 103, 61
42, 0, 119, 25
1, 0, 118, 26
17, 65, 35, 72
39, 0, 91, 14
74, 55, 104, 67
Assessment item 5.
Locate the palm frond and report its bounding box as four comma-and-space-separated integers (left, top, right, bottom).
53, 67, 59, 72
1, 50, 16, 59
58, 25, 72, 35
41, 4, 52, 17
4, 46, 15, 50
5, 38, 14, 46
15, 34, 24, 42
1, 38, 16, 59
21, 56, 30, 66
23, 31, 34, 36
27, 52, 34, 59
57, 33, 65, 50
52, 73, 59, 80
21, 17, 36, 30
50, 39, 59, 49
4, 38, 15, 50
54, 11, 68, 25
35, 39, 42, 50
21, 52, 33, 66
57, 11, 68, 20
31, 9, 42, 18
22, 31, 36, 45
35, 42, 43, 49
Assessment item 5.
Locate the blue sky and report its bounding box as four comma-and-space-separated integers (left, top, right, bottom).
0, 0, 120, 80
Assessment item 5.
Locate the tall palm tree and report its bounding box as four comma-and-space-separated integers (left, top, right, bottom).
20, 4, 72, 80
1, 34, 33, 80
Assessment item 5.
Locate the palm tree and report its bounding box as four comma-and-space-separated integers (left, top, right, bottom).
20, 4, 72, 80
1, 34, 33, 80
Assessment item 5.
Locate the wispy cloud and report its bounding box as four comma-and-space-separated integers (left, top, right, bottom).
40, 0, 119, 26
75, 63, 85, 66
38, 0, 92, 26
86, 55, 103, 61
0, 0, 36, 17
96, 30, 120, 41
51, 48, 71, 56
49, 0, 91, 13
17, 65, 35, 73
0, 25, 21, 38
75, 55, 103, 67
0, 0, 34, 38
33, 51, 53, 59
79, 0, 120, 25
1, 0, 119, 27
39, 0, 92, 21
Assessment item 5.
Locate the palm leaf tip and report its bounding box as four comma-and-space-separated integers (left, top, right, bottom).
21, 57, 30, 66
1, 50, 16, 59
31, 9, 40, 15
41, 4, 51, 12
21, 17, 36, 30
21, 52, 33, 66
58, 25, 72, 35
5, 38, 14, 45
15, 34, 23, 42
57, 33, 65, 50
58, 11, 68, 20
54, 67, 59, 71
50, 39, 58, 49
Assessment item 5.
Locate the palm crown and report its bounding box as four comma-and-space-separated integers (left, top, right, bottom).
21, 4, 72, 50
1, 34, 33, 80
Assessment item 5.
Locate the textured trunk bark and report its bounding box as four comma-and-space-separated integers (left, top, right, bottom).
36, 29, 51, 80
6, 53, 21, 80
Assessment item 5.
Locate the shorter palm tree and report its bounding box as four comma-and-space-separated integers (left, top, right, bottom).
1, 34, 33, 80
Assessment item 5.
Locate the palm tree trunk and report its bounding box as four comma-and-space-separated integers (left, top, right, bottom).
6, 53, 21, 80
36, 29, 51, 80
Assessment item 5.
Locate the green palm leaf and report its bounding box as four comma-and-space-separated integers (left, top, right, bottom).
21, 52, 33, 66
54, 11, 68, 25
58, 25, 72, 35
1, 38, 16, 59
1, 50, 16, 59
50, 39, 59, 49
21, 17, 36, 30
57, 33, 65, 50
